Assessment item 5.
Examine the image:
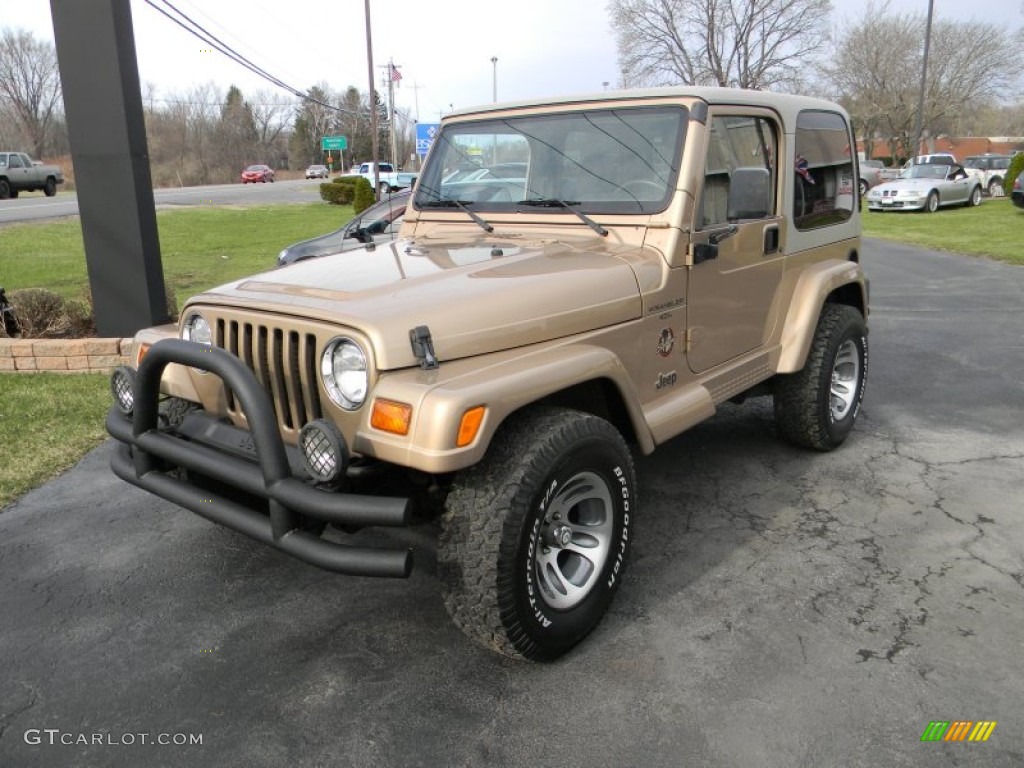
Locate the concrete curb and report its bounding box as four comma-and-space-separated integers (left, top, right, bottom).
0, 337, 132, 373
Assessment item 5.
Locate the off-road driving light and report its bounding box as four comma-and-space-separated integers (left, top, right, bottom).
371, 399, 412, 435
110, 366, 137, 416
180, 312, 213, 345
321, 338, 368, 410
299, 419, 349, 484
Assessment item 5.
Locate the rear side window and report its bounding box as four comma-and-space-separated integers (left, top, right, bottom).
793, 110, 855, 230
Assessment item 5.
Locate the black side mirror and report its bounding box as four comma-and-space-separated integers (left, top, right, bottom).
728, 167, 772, 220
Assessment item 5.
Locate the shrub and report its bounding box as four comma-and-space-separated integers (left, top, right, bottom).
8, 288, 70, 338
352, 177, 375, 214
64, 296, 96, 338
320, 182, 353, 205
1003, 153, 1024, 197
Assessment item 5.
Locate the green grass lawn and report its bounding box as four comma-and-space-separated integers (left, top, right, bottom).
0, 203, 354, 303
0, 373, 111, 508
862, 197, 1023, 265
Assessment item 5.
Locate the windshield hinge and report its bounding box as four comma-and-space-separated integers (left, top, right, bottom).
409, 325, 439, 370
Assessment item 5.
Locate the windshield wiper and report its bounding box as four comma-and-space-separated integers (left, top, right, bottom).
516, 198, 608, 237
419, 199, 493, 233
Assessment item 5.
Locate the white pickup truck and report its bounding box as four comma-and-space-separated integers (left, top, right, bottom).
0, 152, 64, 199
344, 161, 417, 194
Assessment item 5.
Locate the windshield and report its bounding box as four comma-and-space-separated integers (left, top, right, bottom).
414, 105, 687, 214
905, 165, 950, 180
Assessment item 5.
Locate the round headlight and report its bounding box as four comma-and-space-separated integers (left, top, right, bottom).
181, 312, 212, 345
321, 338, 368, 410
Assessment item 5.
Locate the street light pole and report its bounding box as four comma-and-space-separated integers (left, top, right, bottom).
491, 56, 498, 103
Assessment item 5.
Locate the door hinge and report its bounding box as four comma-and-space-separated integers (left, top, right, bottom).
685, 328, 694, 353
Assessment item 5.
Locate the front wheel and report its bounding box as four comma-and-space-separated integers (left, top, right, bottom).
924, 190, 939, 213
439, 406, 635, 661
967, 185, 982, 207
774, 304, 868, 451
859, 178, 869, 197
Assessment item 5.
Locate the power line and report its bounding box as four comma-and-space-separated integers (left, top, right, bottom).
141, 0, 358, 116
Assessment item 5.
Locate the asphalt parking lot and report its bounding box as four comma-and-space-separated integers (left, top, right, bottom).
1, 239, 1022, 767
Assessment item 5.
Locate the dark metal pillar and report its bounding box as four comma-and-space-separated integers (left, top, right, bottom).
50, 0, 169, 337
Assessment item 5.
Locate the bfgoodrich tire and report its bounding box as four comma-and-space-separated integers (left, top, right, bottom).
774, 304, 868, 451
439, 406, 635, 661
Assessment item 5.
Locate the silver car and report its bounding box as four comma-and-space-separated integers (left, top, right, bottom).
865, 164, 983, 212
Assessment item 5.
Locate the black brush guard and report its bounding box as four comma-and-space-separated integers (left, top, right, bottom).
106, 338, 412, 578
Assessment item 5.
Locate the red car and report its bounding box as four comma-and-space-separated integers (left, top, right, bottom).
241, 164, 274, 184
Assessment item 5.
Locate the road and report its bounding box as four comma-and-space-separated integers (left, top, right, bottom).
1, 241, 1022, 767
0, 179, 323, 225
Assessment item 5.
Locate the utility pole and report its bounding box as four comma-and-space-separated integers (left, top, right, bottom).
378, 60, 401, 170
363, 0, 380, 197
491, 56, 498, 102
911, 0, 935, 163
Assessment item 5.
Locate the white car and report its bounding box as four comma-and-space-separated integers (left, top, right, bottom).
865, 163, 983, 212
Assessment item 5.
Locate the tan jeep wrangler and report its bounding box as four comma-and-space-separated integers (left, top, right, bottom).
107, 87, 868, 661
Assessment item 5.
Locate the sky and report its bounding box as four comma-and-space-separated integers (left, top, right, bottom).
1, 0, 1020, 125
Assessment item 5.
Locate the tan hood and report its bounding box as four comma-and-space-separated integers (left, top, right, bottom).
187, 236, 646, 370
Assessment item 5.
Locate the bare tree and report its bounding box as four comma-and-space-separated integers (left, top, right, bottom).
249, 89, 293, 166
609, 0, 833, 90
0, 28, 64, 157
824, 5, 1022, 160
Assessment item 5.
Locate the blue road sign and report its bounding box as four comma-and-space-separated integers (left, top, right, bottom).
416, 123, 440, 157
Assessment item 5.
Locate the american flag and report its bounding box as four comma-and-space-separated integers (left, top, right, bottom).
389, 63, 402, 83
795, 155, 815, 185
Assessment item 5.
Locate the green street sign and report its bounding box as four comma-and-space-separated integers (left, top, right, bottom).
321, 135, 347, 150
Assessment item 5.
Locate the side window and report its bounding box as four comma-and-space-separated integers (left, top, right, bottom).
698, 115, 777, 229
794, 110, 855, 230
8, 154, 24, 169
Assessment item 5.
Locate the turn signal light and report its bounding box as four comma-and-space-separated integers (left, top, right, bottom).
371, 399, 412, 435
457, 406, 486, 447
136, 342, 151, 366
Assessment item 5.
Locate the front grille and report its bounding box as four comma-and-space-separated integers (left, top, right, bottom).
215, 319, 322, 437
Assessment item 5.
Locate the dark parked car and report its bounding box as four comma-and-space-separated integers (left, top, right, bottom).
241, 164, 275, 183
277, 190, 409, 265
1012, 171, 1024, 209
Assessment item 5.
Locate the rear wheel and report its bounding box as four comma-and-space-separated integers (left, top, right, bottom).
0, 179, 10, 199
43, 177, 57, 197
439, 406, 635, 661
987, 178, 1003, 197
774, 304, 868, 451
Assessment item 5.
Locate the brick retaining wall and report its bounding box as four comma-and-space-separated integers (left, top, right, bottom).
0, 338, 132, 373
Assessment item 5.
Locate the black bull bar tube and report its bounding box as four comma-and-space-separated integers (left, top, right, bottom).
106, 338, 413, 578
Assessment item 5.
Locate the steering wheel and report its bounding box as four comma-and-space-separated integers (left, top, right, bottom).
621, 179, 663, 198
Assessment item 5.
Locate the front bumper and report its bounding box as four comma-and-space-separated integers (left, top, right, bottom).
106, 339, 412, 578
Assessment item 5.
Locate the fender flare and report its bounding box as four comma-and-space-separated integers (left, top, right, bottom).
776, 259, 868, 373
358, 343, 654, 473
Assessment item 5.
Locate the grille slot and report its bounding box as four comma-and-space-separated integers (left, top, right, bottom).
215, 318, 322, 436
